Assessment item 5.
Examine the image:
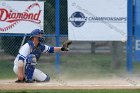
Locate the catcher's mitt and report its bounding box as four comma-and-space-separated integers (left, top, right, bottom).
61, 40, 72, 51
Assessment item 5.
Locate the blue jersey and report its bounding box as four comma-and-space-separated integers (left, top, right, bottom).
17, 40, 54, 62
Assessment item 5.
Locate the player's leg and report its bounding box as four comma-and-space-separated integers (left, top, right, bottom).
13, 58, 19, 75
25, 54, 37, 83
32, 68, 50, 82
13, 64, 18, 75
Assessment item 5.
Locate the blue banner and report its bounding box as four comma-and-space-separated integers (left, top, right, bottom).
134, 0, 140, 61
134, 37, 140, 61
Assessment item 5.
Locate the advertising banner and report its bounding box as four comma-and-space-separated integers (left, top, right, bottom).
134, 0, 140, 61
135, 38, 140, 61
68, 0, 127, 41
0, 1, 44, 33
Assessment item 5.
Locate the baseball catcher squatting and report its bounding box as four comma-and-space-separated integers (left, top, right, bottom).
13, 29, 72, 83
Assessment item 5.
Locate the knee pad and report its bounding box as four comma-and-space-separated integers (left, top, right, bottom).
25, 54, 37, 82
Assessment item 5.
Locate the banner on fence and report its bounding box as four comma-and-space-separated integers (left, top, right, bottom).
135, 37, 140, 61
134, 0, 140, 61
0, 1, 44, 33
68, 0, 127, 41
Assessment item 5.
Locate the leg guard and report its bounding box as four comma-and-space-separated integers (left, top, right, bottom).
25, 54, 37, 83
25, 64, 35, 83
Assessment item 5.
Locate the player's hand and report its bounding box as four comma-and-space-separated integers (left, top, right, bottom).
15, 78, 25, 83
18, 60, 24, 80
18, 72, 24, 80
61, 40, 72, 51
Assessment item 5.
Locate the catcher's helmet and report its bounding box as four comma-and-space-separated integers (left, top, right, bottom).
30, 29, 45, 43
30, 29, 44, 36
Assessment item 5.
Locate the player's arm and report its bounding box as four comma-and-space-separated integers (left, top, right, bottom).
17, 60, 24, 80
43, 40, 72, 53
44, 46, 69, 53
17, 43, 30, 81
43, 46, 61, 53
54, 47, 62, 52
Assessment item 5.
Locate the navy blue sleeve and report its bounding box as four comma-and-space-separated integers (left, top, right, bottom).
18, 56, 25, 62
48, 46, 54, 53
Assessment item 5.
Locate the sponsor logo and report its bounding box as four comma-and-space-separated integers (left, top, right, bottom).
69, 11, 87, 27
69, 11, 127, 27
0, 3, 42, 31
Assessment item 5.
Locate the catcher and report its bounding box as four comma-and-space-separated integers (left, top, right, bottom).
13, 29, 72, 83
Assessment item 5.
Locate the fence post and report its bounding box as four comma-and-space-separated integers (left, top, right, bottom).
127, 0, 133, 72
55, 0, 60, 74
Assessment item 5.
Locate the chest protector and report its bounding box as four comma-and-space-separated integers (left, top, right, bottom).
27, 40, 45, 61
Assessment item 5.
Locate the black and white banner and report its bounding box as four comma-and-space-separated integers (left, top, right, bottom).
68, 0, 127, 41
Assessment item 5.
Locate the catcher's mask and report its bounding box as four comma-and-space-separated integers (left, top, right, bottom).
30, 29, 45, 43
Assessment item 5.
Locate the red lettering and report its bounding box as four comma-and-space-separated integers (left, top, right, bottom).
0, 8, 41, 24
34, 10, 41, 20
0, 8, 8, 21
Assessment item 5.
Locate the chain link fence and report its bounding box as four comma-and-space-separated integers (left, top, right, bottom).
0, 0, 140, 86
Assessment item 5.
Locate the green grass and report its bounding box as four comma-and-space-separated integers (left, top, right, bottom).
61, 54, 107, 77
38, 54, 121, 80
1, 89, 140, 93
59, 53, 127, 79
0, 53, 140, 80
0, 60, 16, 79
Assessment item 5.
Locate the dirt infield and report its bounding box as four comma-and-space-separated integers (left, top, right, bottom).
1, 78, 140, 90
